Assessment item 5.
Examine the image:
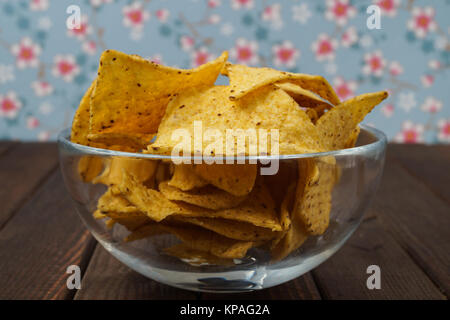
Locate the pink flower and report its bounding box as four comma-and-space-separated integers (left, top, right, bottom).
407, 6, 437, 38
421, 74, 434, 88
208, 0, 221, 8
0, 91, 22, 119
375, 0, 401, 17
123, 2, 150, 30
428, 60, 441, 70
67, 15, 91, 40
262, 3, 281, 21
156, 9, 169, 23
29, 0, 49, 11
389, 61, 403, 76
311, 33, 338, 62
27, 116, 40, 129
11, 37, 41, 69
272, 41, 300, 68
394, 121, 424, 143
191, 47, 214, 68
38, 131, 50, 141
52, 54, 80, 82
421, 96, 442, 113
325, 0, 356, 26
381, 103, 394, 118
180, 36, 194, 52
341, 26, 358, 48
362, 51, 386, 77
82, 41, 97, 55
333, 76, 357, 101
231, 0, 254, 10
31, 81, 53, 97
437, 119, 450, 143
230, 38, 259, 66
208, 14, 221, 24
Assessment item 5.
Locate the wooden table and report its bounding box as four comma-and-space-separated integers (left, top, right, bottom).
0, 142, 448, 300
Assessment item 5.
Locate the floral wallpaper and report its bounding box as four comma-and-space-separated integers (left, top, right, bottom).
0, 0, 449, 143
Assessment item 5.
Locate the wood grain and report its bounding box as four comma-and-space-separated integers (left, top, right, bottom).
0, 171, 96, 299
388, 144, 450, 204
0, 143, 58, 229
0, 141, 17, 156
370, 156, 450, 297
311, 213, 445, 299
201, 273, 321, 300
74, 245, 197, 300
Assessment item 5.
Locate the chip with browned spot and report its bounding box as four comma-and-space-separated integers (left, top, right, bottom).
90, 50, 228, 135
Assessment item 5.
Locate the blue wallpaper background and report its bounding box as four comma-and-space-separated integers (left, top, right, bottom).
0, 0, 449, 143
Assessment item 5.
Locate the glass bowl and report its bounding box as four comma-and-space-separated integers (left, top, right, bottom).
57, 125, 386, 293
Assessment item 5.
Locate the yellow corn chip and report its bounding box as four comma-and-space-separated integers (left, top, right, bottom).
168, 216, 278, 241
194, 163, 257, 196
148, 85, 323, 156
96, 187, 141, 214
119, 171, 282, 230
222, 63, 340, 105
124, 223, 165, 242
271, 213, 308, 261
316, 91, 388, 150
77, 156, 105, 182
86, 132, 155, 151
293, 159, 335, 235
159, 181, 247, 209
90, 50, 228, 135
161, 224, 254, 259
167, 164, 208, 191
93, 157, 158, 186
275, 82, 333, 112
345, 126, 360, 148
71, 80, 97, 146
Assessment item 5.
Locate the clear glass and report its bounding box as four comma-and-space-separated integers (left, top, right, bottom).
57, 125, 386, 293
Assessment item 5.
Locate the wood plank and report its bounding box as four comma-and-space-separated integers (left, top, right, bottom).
0, 141, 17, 156
370, 158, 450, 297
0, 142, 59, 229
0, 171, 96, 299
388, 144, 450, 204
74, 245, 197, 300
201, 273, 321, 300
311, 213, 445, 299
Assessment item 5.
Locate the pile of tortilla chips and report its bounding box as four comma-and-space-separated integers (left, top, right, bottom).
71, 49, 387, 264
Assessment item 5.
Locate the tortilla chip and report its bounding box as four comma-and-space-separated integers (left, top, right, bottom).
96, 187, 141, 214
124, 223, 165, 242
86, 132, 155, 151
167, 164, 208, 191
77, 156, 105, 182
316, 91, 388, 150
90, 50, 228, 135
71, 80, 99, 146
222, 63, 340, 105
293, 159, 335, 235
93, 157, 158, 186
275, 82, 333, 113
271, 213, 308, 261
119, 172, 282, 230
148, 85, 323, 156
159, 181, 247, 210
161, 223, 254, 259
194, 163, 257, 196
168, 216, 278, 241
345, 126, 360, 148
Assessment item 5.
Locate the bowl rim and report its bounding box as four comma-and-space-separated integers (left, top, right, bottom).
57, 124, 387, 160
